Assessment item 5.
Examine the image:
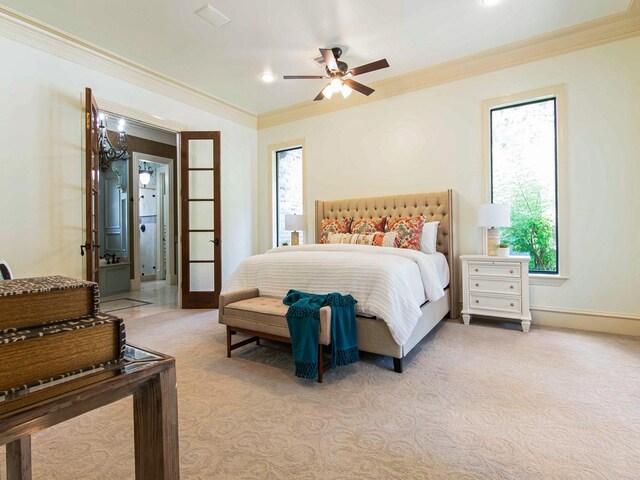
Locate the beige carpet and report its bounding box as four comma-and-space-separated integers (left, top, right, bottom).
2, 308, 639, 479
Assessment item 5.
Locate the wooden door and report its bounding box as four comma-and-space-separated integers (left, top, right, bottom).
180, 132, 221, 309
84, 88, 101, 282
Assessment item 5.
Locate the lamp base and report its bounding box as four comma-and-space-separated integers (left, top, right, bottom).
291, 231, 300, 246
487, 228, 501, 256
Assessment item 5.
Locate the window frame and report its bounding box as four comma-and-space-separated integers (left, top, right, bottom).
268, 140, 307, 248
482, 85, 569, 285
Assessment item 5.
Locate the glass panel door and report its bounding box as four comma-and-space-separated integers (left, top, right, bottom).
180, 132, 221, 308
84, 88, 101, 282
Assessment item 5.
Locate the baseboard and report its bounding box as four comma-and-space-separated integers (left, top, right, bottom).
457, 301, 640, 336
530, 306, 640, 337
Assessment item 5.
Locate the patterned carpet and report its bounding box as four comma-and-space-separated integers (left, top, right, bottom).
2, 308, 639, 479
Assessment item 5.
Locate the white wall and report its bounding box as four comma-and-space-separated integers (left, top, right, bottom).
0, 35, 257, 283
257, 37, 640, 328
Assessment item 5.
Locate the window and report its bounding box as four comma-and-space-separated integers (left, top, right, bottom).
274, 146, 303, 247
490, 96, 559, 274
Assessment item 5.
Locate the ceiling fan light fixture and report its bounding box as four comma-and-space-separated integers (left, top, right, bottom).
330, 78, 342, 93
341, 84, 352, 99
322, 84, 334, 99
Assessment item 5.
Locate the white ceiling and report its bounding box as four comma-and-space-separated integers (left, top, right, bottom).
0, 0, 630, 115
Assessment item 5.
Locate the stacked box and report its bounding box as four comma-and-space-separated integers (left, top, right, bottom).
0, 276, 126, 395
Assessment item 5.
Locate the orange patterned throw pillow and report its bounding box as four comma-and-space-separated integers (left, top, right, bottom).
351, 217, 387, 235
386, 216, 426, 250
320, 218, 351, 243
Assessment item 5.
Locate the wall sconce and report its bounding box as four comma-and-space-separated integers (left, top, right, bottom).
139, 162, 154, 186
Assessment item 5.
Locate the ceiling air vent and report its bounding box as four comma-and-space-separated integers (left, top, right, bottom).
195, 5, 230, 28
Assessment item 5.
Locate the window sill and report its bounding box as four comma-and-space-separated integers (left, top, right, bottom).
529, 274, 569, 286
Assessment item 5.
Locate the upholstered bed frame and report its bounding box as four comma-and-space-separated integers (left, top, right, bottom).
315, 190, 459, 371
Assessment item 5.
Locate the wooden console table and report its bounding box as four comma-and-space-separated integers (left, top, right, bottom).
0, 345, 179, 480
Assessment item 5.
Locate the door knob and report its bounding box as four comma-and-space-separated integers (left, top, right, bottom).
209, 239, 220, 246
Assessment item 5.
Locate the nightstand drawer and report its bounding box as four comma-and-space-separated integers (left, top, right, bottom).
468, 262, 521, 278
469, 278, 521, 295
470, 294, 521, 313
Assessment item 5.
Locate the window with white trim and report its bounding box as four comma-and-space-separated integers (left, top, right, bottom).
490, 97, 559, 274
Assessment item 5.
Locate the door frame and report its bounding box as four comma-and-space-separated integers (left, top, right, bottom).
131, 153, 176, 291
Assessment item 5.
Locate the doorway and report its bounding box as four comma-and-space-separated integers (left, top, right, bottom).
96, 111, 179, 298
132, 153, 176, 291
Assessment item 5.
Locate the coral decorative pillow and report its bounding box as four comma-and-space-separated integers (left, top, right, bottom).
386, 216, 426, 250
320, 218, 351, 243
351, 217, 386, 235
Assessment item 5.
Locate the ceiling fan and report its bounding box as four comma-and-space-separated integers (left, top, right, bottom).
283, 47, 389, 101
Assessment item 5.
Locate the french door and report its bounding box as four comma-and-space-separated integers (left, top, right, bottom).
180, 132, 221, 309
83, 87, 100, 282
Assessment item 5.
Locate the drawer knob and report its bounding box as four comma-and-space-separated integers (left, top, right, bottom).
510, 303, 514, 307
510, 285, 514, 289
510, 270, 514, 274
475, 268, 479, 272
475, 283, 479, 287
475, 300, 479, 304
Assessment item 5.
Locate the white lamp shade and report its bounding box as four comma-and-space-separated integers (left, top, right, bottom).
285, 214, 306, 231
477, 203, 511, 228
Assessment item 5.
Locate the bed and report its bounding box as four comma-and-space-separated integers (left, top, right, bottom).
222, 190, 458, 372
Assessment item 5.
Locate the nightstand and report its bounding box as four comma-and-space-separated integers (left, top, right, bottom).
461, 255, 532, 332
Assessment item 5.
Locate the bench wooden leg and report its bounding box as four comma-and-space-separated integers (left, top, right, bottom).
393, 357, 403, 374
317, 344, 324, 383
227, 327, 261, 356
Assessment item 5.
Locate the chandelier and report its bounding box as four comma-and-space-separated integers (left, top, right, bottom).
98, 113, 129, 172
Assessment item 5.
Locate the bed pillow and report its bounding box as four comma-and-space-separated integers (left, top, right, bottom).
320, 218, 351, 243
421, 221, 440, 254
386, 216, 426, 250
328, 232, 398, 247
351, 217, 386, 235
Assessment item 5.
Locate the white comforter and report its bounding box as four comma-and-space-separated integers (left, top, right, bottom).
222, 244, 448, 345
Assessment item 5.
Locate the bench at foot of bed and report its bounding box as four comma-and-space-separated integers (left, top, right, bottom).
219, 288, 410, 381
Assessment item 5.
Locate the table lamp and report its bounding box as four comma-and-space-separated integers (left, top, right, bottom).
477, 203, 511, 256
285, 214, 306, 246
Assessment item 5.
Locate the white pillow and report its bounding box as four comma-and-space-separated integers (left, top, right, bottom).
420, 221, 439, 254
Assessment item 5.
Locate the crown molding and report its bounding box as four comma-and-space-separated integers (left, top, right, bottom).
0, 5, 257, 130
258, 6, 640, 130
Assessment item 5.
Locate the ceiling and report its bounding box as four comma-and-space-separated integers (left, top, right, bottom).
0, 0, 631, 115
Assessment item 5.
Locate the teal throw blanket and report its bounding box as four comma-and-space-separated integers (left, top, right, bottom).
283, 290, 359, 379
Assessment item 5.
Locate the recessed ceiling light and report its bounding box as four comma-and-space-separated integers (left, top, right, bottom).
481, 0, 501, 6
260, 73, 275, 83
195, 5, 230, 27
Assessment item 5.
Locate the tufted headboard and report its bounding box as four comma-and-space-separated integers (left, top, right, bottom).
315, 190, 459, 319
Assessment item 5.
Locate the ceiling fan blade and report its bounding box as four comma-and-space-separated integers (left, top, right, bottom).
313, 88, 325, 101
349, 59, 389, 77
343, 79, 375, 96
320, 48, 338, 72
283, 75, 326, 79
